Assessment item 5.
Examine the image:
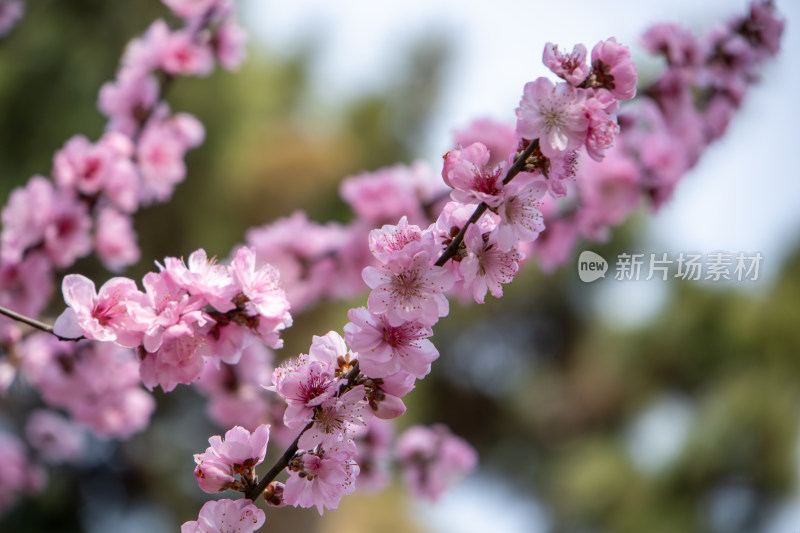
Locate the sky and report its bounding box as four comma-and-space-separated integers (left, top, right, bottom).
237, 2, 799, 531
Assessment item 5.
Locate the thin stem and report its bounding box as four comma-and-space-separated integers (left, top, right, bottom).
245, 362, 363, 501
434, 139, 540, 267
0, 305, 83, 342
245, 420, 313, 501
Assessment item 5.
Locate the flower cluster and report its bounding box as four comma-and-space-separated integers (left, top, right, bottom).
268, 333, 367, 513
0, 430, 46, 515
236, 2, 784, 289
181, 498, 265, 533
245, 162, 448, 313
532, 1, 785, 266
18, 334, 155, 438
194, 424, 271, 493
0, 0, 245, 351
236, 38, 638, 317
0, 1, 784, 530
181, 34, 639, 527
396, 424, 478, 502
52, 246, 292, 391
0, 0, 23, 38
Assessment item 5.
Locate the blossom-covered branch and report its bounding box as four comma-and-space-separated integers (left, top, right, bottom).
0, 1, 784, 529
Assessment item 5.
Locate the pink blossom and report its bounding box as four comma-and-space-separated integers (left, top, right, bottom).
308, 331, 353, 369
124, 19, 213, 77
0, 251, 53, 327
368, 216, 435, 264
94, 208, 140, 272
543, 149, 579, 198
0, 430, 46, 515
98, 68, 160, 136
18, 335, 155, 439
162, 248, 237, 312
493, 177, 547, 252
529, 197, 579, 273
53, 135, 113, 195
138, 315, 212, 391
42, 189, 93, 268
193, 424, 271, 494
162, 0, 218, 19
459, 225, 522, 304
136, 111, 205, 205
136, 269, 200, 350
51, 132, 137, 204
577, 150, 641, 240
516, 78, 588, 158
453, 118, 517, 168
25, 410, 85, 464
270, 355, 339, 429
136, 125, 187, 203
353, 418, 394, 491
123, 19, 172, 74
193, 425, 271, 494
0, 176, 53, 264
208, 424, 271, 470
0, 0, 24, 38
203, 321, 257, 366
298, 386, 369, 450
442, 142, 506, 207
213, 19, 248, 71
641, 23, 704, 68
245, 212, 346, 311
284, 441, 360, 515
196, 343, 275, 431
161, 30, 214, 76
263, 481, 286, 507
340, 164, 430, 226
230, 246, 291, 322
740, 1, 784, 58
363, 251, 454, 327
397, 424, 478, 502
0, 177, 93, 268
344, 306, 438, 379
431, 199, 479, 254
366, 370, 416, 420
193, 455, 235, 493
53, 274, 147, 347
584, 89, 620, 162
543, 42, 590, 86
590, 37, 637, 101
181, 499, 265, 533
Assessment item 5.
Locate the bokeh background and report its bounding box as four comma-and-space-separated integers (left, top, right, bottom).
1, 0, 799, 532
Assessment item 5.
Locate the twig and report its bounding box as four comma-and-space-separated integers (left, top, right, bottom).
434, 138, 540, 267
0, 305, 84, 342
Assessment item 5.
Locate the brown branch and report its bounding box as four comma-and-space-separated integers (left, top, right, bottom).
245, 361, 363, 501
0, 305, 84, 342
244, 420, 313, 501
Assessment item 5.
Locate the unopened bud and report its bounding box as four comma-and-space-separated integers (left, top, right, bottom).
263, 481, 286, 507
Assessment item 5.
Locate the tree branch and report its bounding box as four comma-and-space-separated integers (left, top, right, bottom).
434, 138, 540, 267
245, 420, 313, 501
0, 305, 84, 342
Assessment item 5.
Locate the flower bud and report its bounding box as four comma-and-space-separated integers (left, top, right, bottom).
263, 481, 286, 507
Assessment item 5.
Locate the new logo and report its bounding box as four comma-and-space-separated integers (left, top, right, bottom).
578, 251, 608, 282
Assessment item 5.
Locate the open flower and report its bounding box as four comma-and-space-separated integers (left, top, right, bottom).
516, 78, 588, 158
363, 251, 454, 327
